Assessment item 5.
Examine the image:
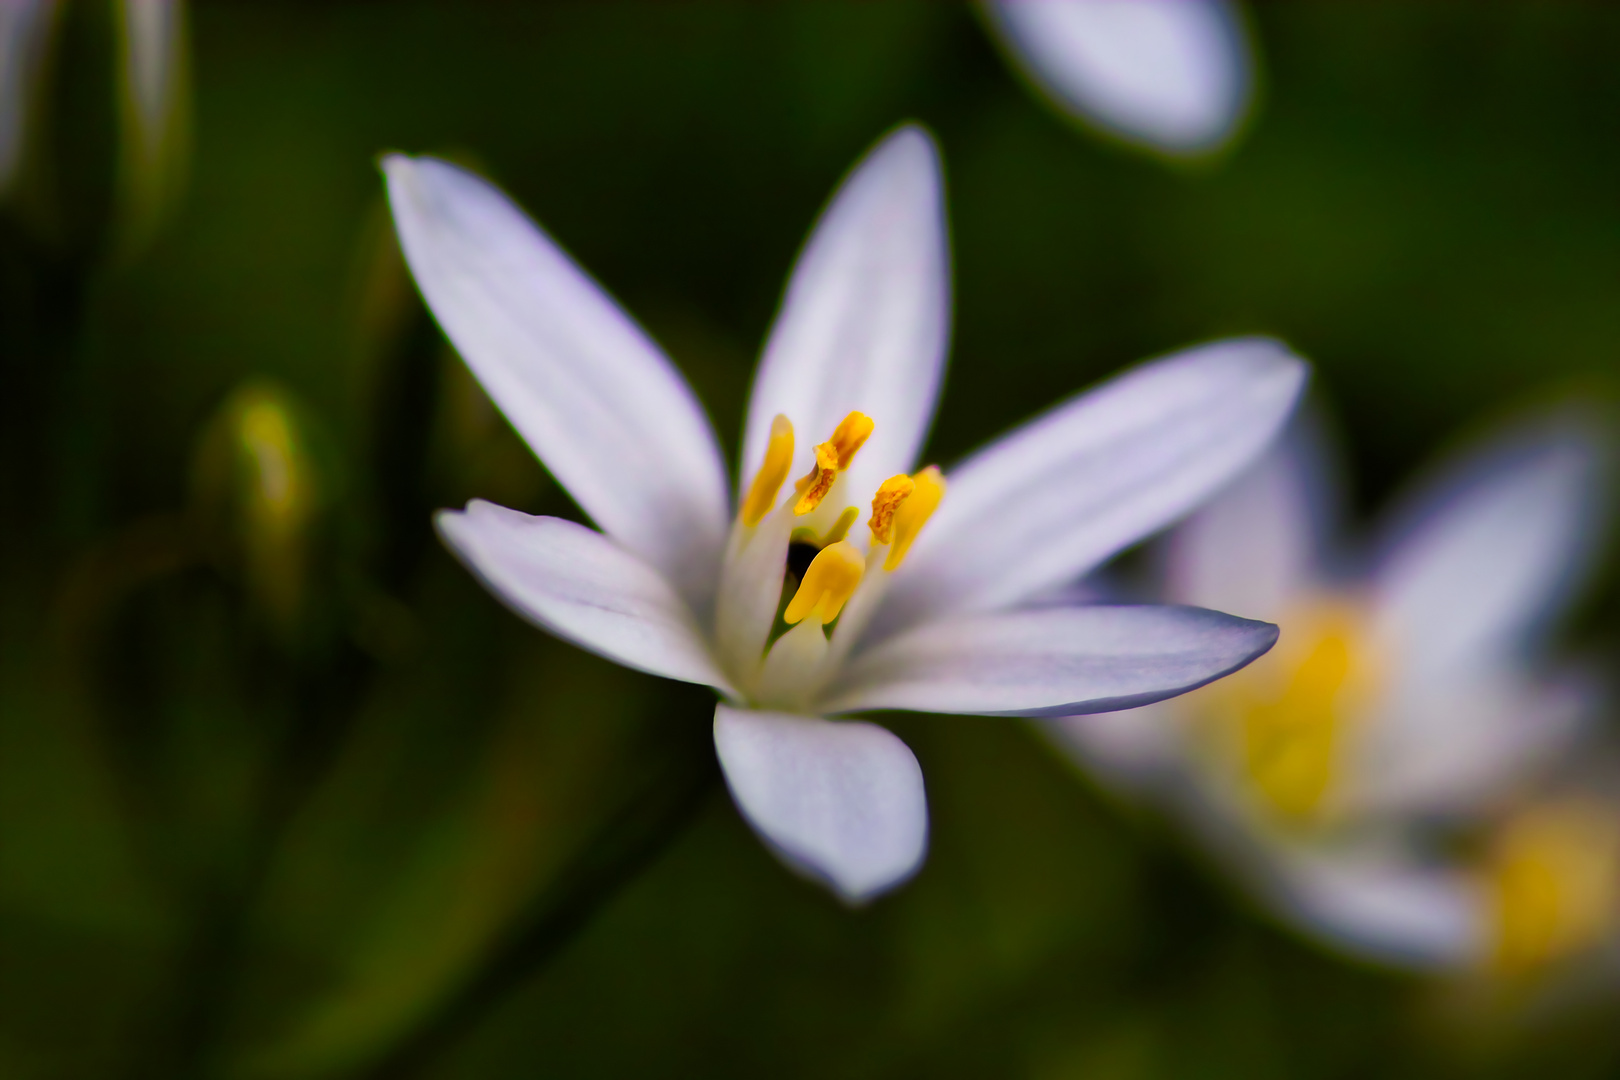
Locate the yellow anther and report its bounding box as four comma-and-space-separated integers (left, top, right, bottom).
1489, 800, 1620, 977
868, 475, 915, 545
783, 540, 865, 625
793, 411, 874, 516
795, 443, 841, 515
826, 411, 874, 468
741, 414, 794, 526
882, 466, 944, 571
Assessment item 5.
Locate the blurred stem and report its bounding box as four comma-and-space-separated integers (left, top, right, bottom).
361, 742, 724, 1080
167, 635, 379, 1080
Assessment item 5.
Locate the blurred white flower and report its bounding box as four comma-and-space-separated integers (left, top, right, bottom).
1053, 412, 1611, 969
384, 124, 1305, 902
982, 0, 1254, 158
0, 0, 55, 196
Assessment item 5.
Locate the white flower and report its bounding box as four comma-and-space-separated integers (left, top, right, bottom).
1054, 413, 1610, 969
982, 0, 1254, 157
383, 124, 1304, 902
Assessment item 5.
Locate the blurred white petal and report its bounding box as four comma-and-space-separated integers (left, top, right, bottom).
1271, 848, 1486, 972
385, 156, 730, 606
822, 605, 1278, 717
0, 0, 55, 196
436, 501, 734, 696
1355, 670, 1594, 819
741, 125, 950, 507
1371, 419, 1609, 684
1165, 424, 1327, 621
880, 338, 1305, 633
713, 706, 927, 903
118, 0, 184, 167
984, 0, 1252, 156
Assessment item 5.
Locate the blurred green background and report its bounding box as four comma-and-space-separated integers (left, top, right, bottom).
3, 2, 1620, 1077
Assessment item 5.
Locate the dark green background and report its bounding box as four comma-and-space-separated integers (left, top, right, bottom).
3, 3, 1619, 1077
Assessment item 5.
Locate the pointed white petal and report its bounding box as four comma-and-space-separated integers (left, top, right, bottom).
741, 125, 949, 507
880, 338, 1305, 633
1270, 848, 1486, 972
1371, 418, 1609, 683
1166, 422, 1330, 620
984, 0, 1253, 156
713, 706, 927, 903
385, 156, 730, 604
436, 501, 734, 696
822, 605, 1277, 718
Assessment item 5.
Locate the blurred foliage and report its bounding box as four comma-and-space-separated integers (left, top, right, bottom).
2, 2, 1620, 1078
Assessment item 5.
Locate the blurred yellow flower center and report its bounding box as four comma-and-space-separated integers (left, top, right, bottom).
1202, 600, 1376, 823
1488, 800, 1620, 977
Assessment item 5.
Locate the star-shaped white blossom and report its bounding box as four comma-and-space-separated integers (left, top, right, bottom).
384, 124, 1304, 901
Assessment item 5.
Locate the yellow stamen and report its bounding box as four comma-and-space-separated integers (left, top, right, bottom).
783, 540, 865, 625
867, 475, 915, 545
793, 411, 873, 516
826, 411, 874, 468
740, 414, 794, 526
1489, 800, 1620, 977
882, 466, 944, 571
794, 443, 841, 515
822, 506, 859, 545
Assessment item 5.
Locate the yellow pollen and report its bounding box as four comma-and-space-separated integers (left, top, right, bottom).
794, 411, 873, 516
740, 414, 794, 526
867, 475, 915, 545
783, 540, 865, 625
1488, 800, 1620, 977
882, 466, 944, 572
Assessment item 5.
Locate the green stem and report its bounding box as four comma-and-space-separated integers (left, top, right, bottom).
360, 744, 724, 1080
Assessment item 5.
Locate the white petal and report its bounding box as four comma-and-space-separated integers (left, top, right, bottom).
1269, 848, 1485, 972
1353, 670, 1594, 820
436, 501, 734, 696
822, 605, 1278, 718
0, 0, 54, 195
1165, 422, 1328, 620
385, 156, 730, 606
984, 0, 1253, 156
740, 125, 949, 508
1370, 418, 1609, 683
713, 706, 927, 903
880, 338, 1306, 633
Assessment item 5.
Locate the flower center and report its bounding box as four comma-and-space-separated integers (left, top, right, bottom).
726, 411, 945, 710
1195, 599, 1377, 824
1487, 799, 1620, 977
